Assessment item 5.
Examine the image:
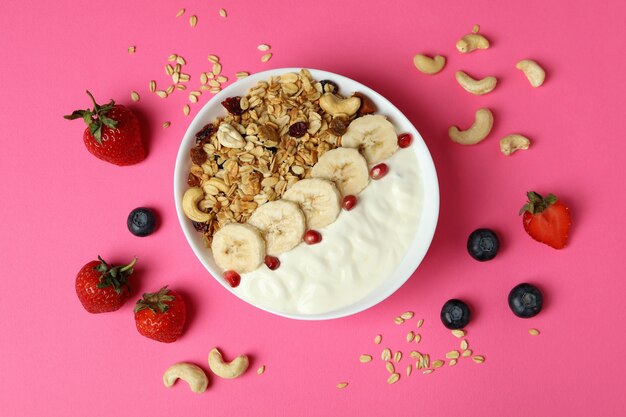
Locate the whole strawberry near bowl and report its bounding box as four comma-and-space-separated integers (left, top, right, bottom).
174, 68, 439, 320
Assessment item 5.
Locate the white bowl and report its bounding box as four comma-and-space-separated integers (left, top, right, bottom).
174, 68, 439, 320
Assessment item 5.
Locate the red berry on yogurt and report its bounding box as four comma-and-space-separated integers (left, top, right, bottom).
264, 255, 281, 270
304, 230, 322, 245
341, 195, 358, 211
223, 270, 241, 288
370, 163, 389, 180
398, 133, 412, 148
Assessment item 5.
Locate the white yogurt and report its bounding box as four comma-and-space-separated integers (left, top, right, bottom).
234, 149, 423, 315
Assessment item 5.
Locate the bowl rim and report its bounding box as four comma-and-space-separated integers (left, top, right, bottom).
174, 67, 439, 320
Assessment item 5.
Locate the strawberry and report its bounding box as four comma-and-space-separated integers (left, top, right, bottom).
75, 256, 137, 313
64, 90, 145, 166
134, 287, 186, 343
520, 191, 571, 249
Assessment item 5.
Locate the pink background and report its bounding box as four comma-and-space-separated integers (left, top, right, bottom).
1, 0, 625, 415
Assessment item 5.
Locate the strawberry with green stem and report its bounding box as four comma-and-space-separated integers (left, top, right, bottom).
520, 191, 571, 249
134, 287, 186, 343
64, 91, 145, 166
75, 256, 137, 313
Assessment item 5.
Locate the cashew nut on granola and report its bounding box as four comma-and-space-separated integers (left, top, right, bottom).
499, 134, 531, 156
217, 123, 246, 148
448, 108, 494, 145
182, 187, 211, 222
413, 54, 446, 75
456, 33, 490, 53
163, 362, 209, 393
319, 93, 361, 117
208, 348, 249, 379
516, 59, 545, 88
455, 71, 497, 95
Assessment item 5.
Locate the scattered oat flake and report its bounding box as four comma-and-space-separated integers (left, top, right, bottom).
208, 79, 221, 88
261, 53, 273, 63
406, 331, 415, 343
200, 73, 208, 84
190, 90, 201, 97
200, 85, 211, 91
174, 64, 181, 73
166, 85, 175, 94
529, 328, 540, 336
432, 360, 444, 368
216, 75, 228, 83
473, 24, 480, 33
149, 80, 156, 92
175, 8, 185, 18
183, 104, 190, 116
387, 373, 400, 384
336, 382, 348, 389
130, 91, 140, 102
236, 71, 249, 79
385, 362, 395, 374
394, 351, 402, 363
417, 319, 424, 328
446, 351, 460, 359
381, 348, 391, 361
179, 73, 191, 82
460, 340, 468, 350
165, 64, 174, 76
374, 335, 382, 345
219, 8, 227, 18
400, 311, 414, 320
423, 369, 434, 375
155, 90, 168, 98
462, 349, 472, 357
414, 334, 421, 344
410, 351, 421, 359
451, 329, 466, 338
213, 63, 222, 76
257, 366, 265, 375
176, 56, 186, 65
406, 364, 412, 377
190, 15, 198, 27
172, 72, 180, 84
258, 44, 271, 51
176, 84, 187, 91
449, 359, 457, 366
189, 94, 198, 103
168, 54, 177, 62
162, 121, 171, 129
127, 46, 136, 54
208, 54, 219, 63
472, 355, 485, 364
359, 354, 372, 363
394, 317, 405, 325
209, 87, 221, 94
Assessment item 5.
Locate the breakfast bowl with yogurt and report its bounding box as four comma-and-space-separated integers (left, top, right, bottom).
174, 68, 439, 320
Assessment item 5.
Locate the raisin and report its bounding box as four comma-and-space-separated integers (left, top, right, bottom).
190, 147, 207, 165
329, 116, 349, 136
289, 122, 308, 138
192, 221, 209, 233
352, 92, 377, 116
187, 173, 201, 187
320, 80, 339, 94
221, 96, 244, 115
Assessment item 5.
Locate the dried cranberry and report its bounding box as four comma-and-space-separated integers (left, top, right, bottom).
352, 92, 377, 116
195, 123, 215, 144
192, 221, 209, 233
329, 116, 349, 136
289, 122, 308, 138
190, 147, 207, 165
221, 96, 243, 115
187, 173, 201, 187
320, 80, 339, 94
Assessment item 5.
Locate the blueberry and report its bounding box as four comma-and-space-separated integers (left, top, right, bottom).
127, 207, 157, 237
440, 299, 471, 329
508, 283, 543, 318
467, 228, 499, 261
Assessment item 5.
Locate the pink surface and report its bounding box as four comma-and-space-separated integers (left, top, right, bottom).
1, 0, 625, 415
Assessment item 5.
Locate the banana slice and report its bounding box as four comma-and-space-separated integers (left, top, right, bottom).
211, 223, 266, 273
282, 179, 341, 229
311, 148, 369, 196
341, 114, 398, 165
247, 200, 306, 256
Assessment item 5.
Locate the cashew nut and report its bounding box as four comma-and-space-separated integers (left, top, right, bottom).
413, 54, 446, 75
456, 33, 490, 53
500, 134, 531, 156
182, 187, 211, 222
448, 108, 494, 145
455, 71, 497, 95
516, 59, 545, 88
163, 362, 209, 393
208, 348, 249, 379
217, 123, 245, 148
319, 93, 361, 117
